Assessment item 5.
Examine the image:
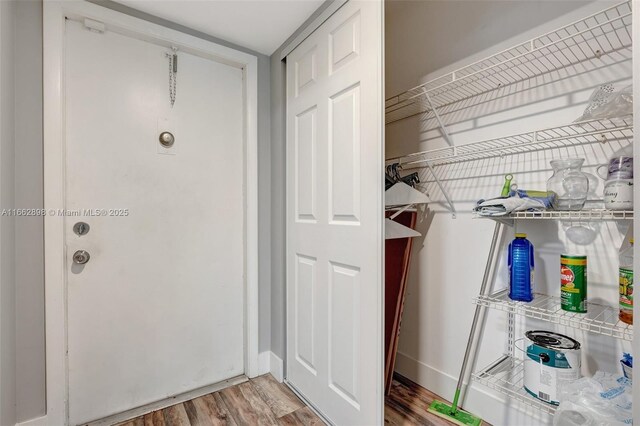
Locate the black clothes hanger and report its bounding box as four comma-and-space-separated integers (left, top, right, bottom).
385, 163, 420, 190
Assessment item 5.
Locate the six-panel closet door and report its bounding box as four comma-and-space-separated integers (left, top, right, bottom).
285, 1, 384, 424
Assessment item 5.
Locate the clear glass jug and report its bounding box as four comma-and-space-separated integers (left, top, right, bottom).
546, 158, 589, 211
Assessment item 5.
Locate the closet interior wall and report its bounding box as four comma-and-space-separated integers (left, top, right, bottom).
385, 1, 632, 424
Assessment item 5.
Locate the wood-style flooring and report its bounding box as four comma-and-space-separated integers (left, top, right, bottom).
116, 374, 322, 426
117, 373, 476, 426
386, 374, 456, 426
386, 374, 491, 426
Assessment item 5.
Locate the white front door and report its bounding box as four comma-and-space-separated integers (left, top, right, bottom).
64, 19, 245, 424
285, 1, 384, 424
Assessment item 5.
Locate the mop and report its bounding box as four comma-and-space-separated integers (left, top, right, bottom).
426, 298, 483, 426
427, 391, 481, 426
427, 313, 483, 426
427, 224, 504, 426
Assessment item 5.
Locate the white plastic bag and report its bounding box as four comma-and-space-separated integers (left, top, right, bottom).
553, 372, 632, 426
574, 84, 633, 122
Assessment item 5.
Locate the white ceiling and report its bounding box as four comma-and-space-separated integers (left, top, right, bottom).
115, 0, 324, 55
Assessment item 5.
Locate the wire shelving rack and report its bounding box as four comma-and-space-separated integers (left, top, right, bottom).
490, 210, 633, 221
386, 116, 633, 168
472, 355, 557, 416
474, 290, 633, 341
385, 1, 632, 125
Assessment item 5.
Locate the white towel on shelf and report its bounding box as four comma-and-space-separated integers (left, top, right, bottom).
474, 196, 545, 216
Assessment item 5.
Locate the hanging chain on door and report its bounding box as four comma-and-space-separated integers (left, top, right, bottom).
166, 47, 178, 107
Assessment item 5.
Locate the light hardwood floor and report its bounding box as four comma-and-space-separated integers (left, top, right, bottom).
386, 374, 456, 426
116, 374, 321, 426
386, 374, 490, 426
116, 373, 474, 425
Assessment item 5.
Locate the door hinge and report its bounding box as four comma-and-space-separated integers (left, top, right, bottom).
84, 18, 105, 34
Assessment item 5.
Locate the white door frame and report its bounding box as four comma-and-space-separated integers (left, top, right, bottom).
43, 2, 259, 425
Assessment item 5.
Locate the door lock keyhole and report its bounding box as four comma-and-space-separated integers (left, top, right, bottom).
73, 222, 90, 236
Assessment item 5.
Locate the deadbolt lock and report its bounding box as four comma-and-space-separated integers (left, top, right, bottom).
73, 250, 90, 265
73, 222, 90, 236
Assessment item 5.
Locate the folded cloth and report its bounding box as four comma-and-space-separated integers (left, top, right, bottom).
474, 196, 546, 216
509, 189, 554, 209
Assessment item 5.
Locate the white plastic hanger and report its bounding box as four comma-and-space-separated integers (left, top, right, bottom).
385, 182, 430, 207
385, 218, 421, 240
384, 181, 428, 240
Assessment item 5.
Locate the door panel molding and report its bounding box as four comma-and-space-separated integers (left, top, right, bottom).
43, 2, 259, 424
279, 0, 349, 61
285, 1, 384, 424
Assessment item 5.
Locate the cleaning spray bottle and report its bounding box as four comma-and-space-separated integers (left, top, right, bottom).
509, 233, 534, 302
619, 238, 633, 325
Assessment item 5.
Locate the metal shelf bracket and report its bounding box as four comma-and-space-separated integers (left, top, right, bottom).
423, 92, 457, 218
426, 163, 457, 219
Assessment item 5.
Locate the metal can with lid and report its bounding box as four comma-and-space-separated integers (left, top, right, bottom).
523, 330, 581, 405
561, 254, 587, 313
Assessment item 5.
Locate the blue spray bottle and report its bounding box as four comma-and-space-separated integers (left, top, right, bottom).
508, 233, 534, 302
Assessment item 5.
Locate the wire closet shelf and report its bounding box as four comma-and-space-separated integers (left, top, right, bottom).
476, 209, 633, 226
474, 290, 633, 341
386, 116, 633, 168
385, 1, 632, 125
480, 210, 634, 221
473, 355, 557, 416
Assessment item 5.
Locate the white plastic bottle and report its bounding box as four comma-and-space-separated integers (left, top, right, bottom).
619, 238, 633, 325
602, 144, 633, 210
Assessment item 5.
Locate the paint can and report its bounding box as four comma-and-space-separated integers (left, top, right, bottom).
561, 254, 587, 313
523, 330, 581, 405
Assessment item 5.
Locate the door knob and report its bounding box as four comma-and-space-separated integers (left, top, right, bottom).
73, 250, 90, 265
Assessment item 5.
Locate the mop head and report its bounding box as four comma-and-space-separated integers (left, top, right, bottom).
427, 400, 482, 426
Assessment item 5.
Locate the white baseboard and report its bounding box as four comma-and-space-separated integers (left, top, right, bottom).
258, 351, 271, 376
270, 352, 284, 382
394, 351, 552, 426
16, 415, 47, 426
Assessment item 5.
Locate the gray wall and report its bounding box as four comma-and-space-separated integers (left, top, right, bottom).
0, 1, 16, 425
269, 54, 286, 362
14, 1, 45, 422
1, 2, 44, 422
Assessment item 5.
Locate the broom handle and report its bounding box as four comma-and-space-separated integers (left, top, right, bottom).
451, 222, 503, 412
